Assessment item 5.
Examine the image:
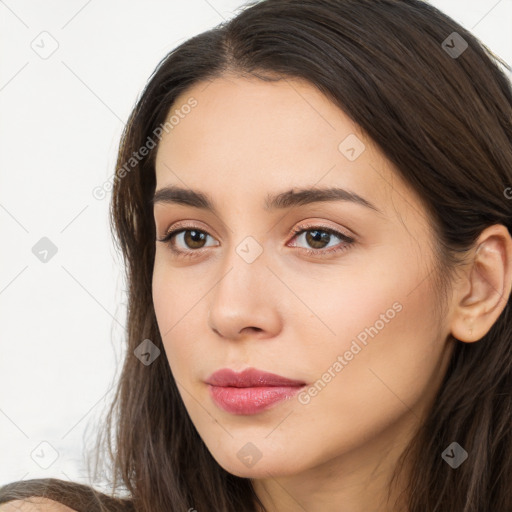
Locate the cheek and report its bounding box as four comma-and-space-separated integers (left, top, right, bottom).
298, 264, 444, 440
152, 251, 206, 329
151, 256, 199, 368
294, 245, 443, 404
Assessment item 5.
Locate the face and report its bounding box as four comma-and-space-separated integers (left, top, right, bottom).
152, 75, 454, 484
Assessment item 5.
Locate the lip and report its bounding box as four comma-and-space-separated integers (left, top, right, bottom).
205, 367, 306, 415
206, 367, 306, 387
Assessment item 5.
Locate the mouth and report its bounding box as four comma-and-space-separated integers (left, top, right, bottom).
205, 367, 307, 415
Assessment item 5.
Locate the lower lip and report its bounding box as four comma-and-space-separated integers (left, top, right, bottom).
208, 384, 305, 415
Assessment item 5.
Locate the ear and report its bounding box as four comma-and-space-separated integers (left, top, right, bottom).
450, 224, 512, 343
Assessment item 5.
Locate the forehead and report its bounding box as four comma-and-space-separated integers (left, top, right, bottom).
155, 75, 363, 172
153, 75, 423, 223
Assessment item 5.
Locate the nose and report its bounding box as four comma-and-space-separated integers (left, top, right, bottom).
207, 245, 282, 341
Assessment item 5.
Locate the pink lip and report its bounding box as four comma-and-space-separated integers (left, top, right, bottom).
205, 368, 306, 415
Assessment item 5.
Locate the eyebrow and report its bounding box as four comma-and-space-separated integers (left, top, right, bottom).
151, 185, 382, 214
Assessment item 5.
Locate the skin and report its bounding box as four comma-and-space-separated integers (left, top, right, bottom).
0, 498, 77, 511
152, 75, 512, 512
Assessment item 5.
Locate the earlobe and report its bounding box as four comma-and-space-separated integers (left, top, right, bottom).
450, 224, 512, 343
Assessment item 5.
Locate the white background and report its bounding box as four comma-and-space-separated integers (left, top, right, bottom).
1, 0, 511, 490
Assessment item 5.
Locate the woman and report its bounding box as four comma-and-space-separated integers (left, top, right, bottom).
2, 0, 512, 510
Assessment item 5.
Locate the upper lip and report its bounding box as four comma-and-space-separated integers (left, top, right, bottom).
205, 367, 306, 388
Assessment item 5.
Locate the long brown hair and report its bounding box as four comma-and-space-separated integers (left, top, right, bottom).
2, 0, 512, 510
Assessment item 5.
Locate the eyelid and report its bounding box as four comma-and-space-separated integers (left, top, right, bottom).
156, 221, 219, 258
157, 219, 357, 262
159, 220, 218, 239
285, 222, 355, 257
159, 219, 354, 242
286, 220, 355, 242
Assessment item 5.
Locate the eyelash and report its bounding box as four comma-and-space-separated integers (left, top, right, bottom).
156, 223, 355, 260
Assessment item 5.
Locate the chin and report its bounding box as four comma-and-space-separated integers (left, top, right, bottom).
211, 450, 303, 479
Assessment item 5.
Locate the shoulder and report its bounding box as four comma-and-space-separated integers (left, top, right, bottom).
0, 497, 78, 511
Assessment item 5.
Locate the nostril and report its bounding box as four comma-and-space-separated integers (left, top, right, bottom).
240, 326, 263, 335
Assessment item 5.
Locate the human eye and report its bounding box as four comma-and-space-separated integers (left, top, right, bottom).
156, 222, 219, 259
287, 222, 355, 258
156, 221, 355, 260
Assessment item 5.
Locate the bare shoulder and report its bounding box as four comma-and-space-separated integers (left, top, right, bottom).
0, 497, 78, 511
